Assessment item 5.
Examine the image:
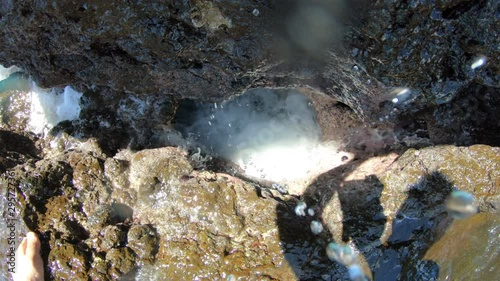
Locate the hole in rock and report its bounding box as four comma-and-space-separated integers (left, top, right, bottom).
174, 88, 353, 195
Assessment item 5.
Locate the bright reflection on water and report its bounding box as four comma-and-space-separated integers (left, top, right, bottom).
174, 88, 351, 194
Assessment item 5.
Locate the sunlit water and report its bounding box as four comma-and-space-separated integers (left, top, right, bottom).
174, 88, 352, 194
0, 65, 83, 135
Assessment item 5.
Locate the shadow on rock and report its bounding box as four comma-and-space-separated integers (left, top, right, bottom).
277, 157, 455, 280
0, 130, 40, 173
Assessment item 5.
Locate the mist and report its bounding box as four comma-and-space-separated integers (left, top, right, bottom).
174, 88, 348, 190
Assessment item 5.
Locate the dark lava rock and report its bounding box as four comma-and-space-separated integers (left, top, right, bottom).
350, 0, 499, 98
1, 1, 497, 148
0, 0, 273, 100
0, 0, 397, 125
0, 130, 39, 173
348, 0, 500, 146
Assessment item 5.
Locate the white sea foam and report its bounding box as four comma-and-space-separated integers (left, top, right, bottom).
1, 64, 83, 135
0, 64, 22, 80
176, 88, 353, 194
28, 83, 83, 135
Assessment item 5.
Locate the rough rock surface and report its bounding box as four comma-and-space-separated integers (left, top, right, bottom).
1, 1, 498, 147
279, 144, 499, 280
1, 140, 498, 280
1, 145, 295, 280
1, 0, 499, 280
348, 0, 500, 146
0, 0, 393, 124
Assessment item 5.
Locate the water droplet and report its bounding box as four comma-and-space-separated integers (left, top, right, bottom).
348, 264, 369, 281
208, 121, 212, 126
307, 208, 315, 216
446, 190, 478, 219
389, 87, 411, 103
310, 220, 323, 234
471, 55, 487, 70
352, 65, 360, 72
295, 201, 307, 216
252, 8, 260, 16
326, 243, 357, 266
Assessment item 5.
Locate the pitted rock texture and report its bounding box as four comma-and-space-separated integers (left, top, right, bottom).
1, 136, 499, 280
0, 0, 273, 100
279, 145, 499, 280
0, 0, 398, 123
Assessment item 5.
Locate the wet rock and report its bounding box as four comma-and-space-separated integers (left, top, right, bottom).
88, 256, 110, 281
0, 1, 272, 100
351, 0, 499, 99
48, 242, 90, 280
378, 144, 499, 279
120, 148, 294, 280
423, 213, 500, 281
348, 0, 500, 146
126, 147, 193, 201
281, 144, 498, 279
106, 247, 137, 279
98, 225, 127, 252
0, 130, 39, 173
2, 135, 498, 281
86, 205, 115, 236
12, 158, 74, 232
103, 157, 136, 206
0, 0, 399, 127
115, 93, 177, 149
39, 195, 89, 242
380, 145, 500, 219
127, 224, 159, 262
